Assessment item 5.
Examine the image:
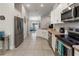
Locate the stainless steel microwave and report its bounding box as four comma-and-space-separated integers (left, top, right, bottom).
61, 3, 79, 21
61, 5, 76, 21
75, 5, 79, 20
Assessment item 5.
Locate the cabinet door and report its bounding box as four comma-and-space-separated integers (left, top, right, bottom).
52, 34, 57, 52
42, 30, 48, 39
54, 4, 67, 23
51, 10, 55, 24
54, 9, 57, 23
74, 50, 79, 56
54, 8, 61, 23
51, 5, 62, 24
50, 3, 70, 24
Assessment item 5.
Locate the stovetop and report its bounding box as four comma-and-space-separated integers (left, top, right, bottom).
64, 36, 79, 45
55, 28, 79, 47
55, 35, 79, 47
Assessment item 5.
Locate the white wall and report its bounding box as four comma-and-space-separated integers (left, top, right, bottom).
0, 3, 14, 49
0, 3, 29, 50
40, 16, 50, 29
22, 5, 29, 40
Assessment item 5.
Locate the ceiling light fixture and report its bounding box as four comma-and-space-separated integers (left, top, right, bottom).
26, 4, 30, 7
40, 4, 44, 7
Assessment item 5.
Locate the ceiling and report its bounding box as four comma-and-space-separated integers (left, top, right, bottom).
24, 3, 58, 16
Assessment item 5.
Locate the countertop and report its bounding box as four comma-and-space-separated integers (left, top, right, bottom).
48, 28, 79, 51
48, 28, 73, 47
48, 28, 64, 35
55, 35, 73, 47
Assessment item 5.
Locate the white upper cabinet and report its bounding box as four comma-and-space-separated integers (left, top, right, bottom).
51, 10, 55, 24
50, 3, 73, 24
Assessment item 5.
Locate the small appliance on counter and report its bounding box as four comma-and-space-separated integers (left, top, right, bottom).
59, 27, 65, 37
61, 3, 79, 22
49, 24, 53, 28
59, 27, 65, 33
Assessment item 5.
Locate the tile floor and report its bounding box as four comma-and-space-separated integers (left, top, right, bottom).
4, 32, 54, 56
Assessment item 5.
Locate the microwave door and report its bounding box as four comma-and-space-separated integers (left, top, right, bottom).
61, 9, 73, 21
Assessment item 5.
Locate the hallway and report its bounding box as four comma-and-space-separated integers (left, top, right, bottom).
4, 32, 54, 56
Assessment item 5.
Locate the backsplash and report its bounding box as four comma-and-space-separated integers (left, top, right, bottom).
53, 21, 79, 32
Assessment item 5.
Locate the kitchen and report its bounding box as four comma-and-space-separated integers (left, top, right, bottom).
0, 0, 79, 59
47, 3, 79, 56
0, 3, 79, 56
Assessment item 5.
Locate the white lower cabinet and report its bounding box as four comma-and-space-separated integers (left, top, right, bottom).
74, 50, 79, 56
52, 34, 57, 52
36, 29, 48, 39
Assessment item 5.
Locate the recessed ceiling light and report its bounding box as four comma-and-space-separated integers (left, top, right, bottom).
26, 4, 30, 7
40, 4, 44, 7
